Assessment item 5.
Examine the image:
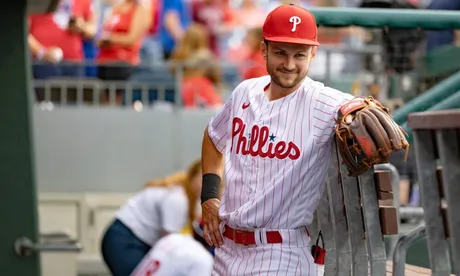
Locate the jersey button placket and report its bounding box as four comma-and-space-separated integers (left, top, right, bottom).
260, 103, 270, 123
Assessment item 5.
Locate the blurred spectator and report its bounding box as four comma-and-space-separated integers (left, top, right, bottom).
28, 0, 96, 79
181, 55, 223, 108
170, 23, 223, 108
96, 0, 152, 104
241, 27, 267, 80
221, 0, 265, 59
426, 0, 460, 52
139, 0, 163, 64
158, 0, 192, 59
171, 23, 221, 84
191, 0, 235, 57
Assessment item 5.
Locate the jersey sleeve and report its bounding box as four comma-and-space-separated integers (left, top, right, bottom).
311, 87, 354, 144
207, 92, 234, 153
159, 191, 188, 233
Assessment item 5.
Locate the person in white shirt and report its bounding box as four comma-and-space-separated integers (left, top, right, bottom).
100, 159, 203, 276
130, 233, 214, 276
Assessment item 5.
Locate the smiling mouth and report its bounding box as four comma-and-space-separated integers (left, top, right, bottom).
279, 71, 296, 76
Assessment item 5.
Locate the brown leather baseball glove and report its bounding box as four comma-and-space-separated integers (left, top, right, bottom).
335, 96, 409, 176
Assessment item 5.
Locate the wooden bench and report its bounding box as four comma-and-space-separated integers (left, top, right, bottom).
386, 261, 442, 276
310, 138, 442, 275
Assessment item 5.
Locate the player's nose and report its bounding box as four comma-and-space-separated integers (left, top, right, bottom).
283, 57, 296, 71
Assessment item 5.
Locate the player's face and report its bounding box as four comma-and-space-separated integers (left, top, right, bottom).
261, 41, 316, 89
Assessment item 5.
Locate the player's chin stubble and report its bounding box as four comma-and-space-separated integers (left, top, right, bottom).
266, 58, 308, 89
270, 69, 307, 89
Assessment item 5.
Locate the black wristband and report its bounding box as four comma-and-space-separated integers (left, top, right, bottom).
201, 173, 221, 205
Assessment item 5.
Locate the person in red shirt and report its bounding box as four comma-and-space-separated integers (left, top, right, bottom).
170, 23, 222, 108
241, 27, 267, 80
28, 0, 96, 79
181, 62, 223, 108
96, 0, 152, 104
181, 59, 223, 108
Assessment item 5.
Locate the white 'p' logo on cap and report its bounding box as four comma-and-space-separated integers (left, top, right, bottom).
289, 16, 301, 32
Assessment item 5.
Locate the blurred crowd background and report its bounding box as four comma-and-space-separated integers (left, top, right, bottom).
28, 0, 460, 109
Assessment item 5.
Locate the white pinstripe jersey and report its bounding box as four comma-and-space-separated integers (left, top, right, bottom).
208, 75, 354, 230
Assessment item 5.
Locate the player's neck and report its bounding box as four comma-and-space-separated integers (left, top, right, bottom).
266, 81, 302, 101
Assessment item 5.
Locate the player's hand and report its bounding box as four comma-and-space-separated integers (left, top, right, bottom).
201, 198, 223, 247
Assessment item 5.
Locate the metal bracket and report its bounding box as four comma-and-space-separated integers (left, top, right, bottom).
14, 234, 83, 258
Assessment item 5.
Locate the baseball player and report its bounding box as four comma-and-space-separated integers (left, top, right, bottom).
200, 4, 355, 275
129, 233, 214, 276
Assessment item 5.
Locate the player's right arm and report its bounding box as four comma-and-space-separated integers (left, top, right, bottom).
201, 92, 234, 248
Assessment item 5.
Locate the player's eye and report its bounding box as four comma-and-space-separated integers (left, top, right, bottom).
295, 54, 306, 58
275, 51, 285, 56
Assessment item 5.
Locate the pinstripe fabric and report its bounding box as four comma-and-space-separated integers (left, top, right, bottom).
207, 75, 353, 275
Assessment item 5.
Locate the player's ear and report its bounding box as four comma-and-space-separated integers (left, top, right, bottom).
311, 46, 317, 59
260, 41, 267, 60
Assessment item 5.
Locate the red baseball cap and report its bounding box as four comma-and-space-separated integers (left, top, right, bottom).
262, 4, 320, 46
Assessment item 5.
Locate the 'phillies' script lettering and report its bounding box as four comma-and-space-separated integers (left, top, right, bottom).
231, 117, 301, 160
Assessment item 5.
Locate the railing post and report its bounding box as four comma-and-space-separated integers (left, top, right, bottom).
436, 128, 460, 275
411, 129, 451, 276
375, 163, 401, 257
317, 142, 352, 276
392, 223, 427, 276
338, 147, 368, 276
408, 110, 460, 276
324, 139, 399, 276
359, 169, 387, 275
